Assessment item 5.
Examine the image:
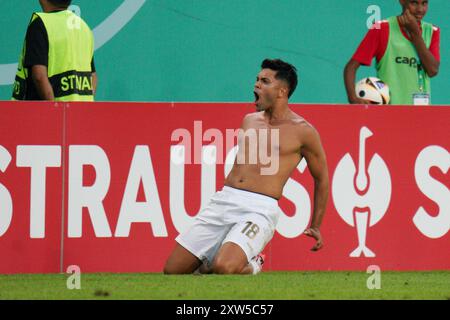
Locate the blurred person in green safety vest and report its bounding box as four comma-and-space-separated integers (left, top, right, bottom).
12, 0, 97, 101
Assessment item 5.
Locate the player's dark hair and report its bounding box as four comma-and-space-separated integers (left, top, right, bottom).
48, 0, 72, 7
261, 59, 298, 98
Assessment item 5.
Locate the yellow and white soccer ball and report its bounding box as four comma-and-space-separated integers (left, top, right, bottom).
355, 77, 390, 105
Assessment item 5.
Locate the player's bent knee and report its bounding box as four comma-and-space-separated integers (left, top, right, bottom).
163, 257, 201, 275
212, 260, 244, 275
163, 264, 185, 275
163, 244, 202, 274
163, 260, 187, 275
163, 262, 177, 275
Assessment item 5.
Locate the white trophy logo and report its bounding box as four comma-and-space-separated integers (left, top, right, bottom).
332, 127, 391, 257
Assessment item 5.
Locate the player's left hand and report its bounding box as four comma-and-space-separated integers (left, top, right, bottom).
304, 228, 323, 251
399, 9, 421, 37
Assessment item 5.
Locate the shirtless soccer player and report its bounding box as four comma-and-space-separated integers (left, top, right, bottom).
164, 59, 329, 275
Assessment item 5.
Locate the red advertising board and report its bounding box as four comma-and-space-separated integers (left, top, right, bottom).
0, 102, 63, 273
0, 101, 448, 273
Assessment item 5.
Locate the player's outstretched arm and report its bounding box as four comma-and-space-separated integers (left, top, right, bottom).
300, 125, 329, 251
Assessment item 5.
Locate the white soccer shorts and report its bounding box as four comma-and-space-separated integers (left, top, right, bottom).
176, 186, 280, 265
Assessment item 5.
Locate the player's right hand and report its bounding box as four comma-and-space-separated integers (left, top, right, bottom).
304, 228, 323, 251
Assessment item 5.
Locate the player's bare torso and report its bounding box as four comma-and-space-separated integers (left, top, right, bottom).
225, 110, 310, 199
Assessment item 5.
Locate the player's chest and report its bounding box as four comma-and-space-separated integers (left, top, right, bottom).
240, 124, 301, 155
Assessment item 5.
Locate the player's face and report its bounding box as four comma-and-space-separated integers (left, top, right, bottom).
401, 0, 429, 21
253, 69, 284, 111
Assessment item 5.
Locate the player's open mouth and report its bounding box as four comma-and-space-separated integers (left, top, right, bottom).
254, 92, 260, 102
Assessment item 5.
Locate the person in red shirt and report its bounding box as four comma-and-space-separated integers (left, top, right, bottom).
344, 0, 440, 104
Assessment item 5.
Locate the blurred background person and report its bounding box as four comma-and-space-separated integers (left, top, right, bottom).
12, 0, 97, 101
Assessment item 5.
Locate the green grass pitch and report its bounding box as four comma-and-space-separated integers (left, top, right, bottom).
0, 271, 449, 300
